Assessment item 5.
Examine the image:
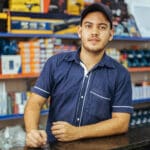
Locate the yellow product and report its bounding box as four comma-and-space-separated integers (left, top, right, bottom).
9, 0, 25, 4
9, 0, 40, 4
0, 13, 7, 19
25, 0, 40, 3
9, 4, 31, 12
9, 4, 41, 12
67, 0, 84, 15
30, 6, 41, 12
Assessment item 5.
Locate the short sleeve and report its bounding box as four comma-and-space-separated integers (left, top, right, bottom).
112, 71, 133, 114
31, 57, 55, 98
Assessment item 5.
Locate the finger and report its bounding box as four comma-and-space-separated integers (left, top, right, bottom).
29, 130, 46, 146
26, 135, 40, 147
32, 132, 45, 144
54, 133, 65, 140
57, 137, 67, 142
52, 129, 64, 136
39, 130, 47, 144
26, 139, 39, 147
53, 121, 68, 125
51, 124, 64, 130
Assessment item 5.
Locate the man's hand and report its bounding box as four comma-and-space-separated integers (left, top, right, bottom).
51, 121, 80, 142
26, 129, 47, 148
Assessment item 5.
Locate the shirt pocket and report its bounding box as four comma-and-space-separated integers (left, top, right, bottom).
88, 89, 111, 122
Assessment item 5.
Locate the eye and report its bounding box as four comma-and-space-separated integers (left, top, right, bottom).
98, 25, 107, 30
85, 23, 92, 29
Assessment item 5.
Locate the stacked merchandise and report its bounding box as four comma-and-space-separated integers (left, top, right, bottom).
106, 47, 150, 68
19, 40, 41, 74
38, 38, 55, 69
120, 48, 150, 68
102, 0, 140, 37
8, 91, 30, 114
130, 106, 150, 127
130, 81, 150, 127
0, 39, 21, 75
0, 89, 49, 115
48, 0, 140, 36
19, 38, 78, 74
0, 38, 77, 75
132, 82, 150, 100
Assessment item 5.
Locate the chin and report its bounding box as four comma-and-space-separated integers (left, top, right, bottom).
87, 48, 103, 54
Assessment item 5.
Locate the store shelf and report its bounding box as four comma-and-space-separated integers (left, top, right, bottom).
0, 110, 48, 121
10, 11, 79, 20
0, 33, 79, 39
1, 33, 150, 41
133, 98, 150, 104
113, 35, 150, 41
0, 32, 53, 38
128, 67, 150, 72
0, 73, 39, 79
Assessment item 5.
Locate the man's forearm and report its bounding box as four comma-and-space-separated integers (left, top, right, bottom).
51, 113, 130, 142
77, 114, 130, 139
24, 101, 41, 132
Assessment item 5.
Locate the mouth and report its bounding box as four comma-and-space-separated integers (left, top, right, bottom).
89, 38, 100, 42
88, 38, 100, 44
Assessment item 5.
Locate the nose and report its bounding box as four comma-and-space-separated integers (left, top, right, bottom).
91, 26, 99, 36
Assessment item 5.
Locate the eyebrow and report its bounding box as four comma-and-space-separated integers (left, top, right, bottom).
84, 21, 108, 26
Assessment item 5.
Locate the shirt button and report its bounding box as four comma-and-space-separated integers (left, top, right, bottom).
81, 96, 84, 99
77, 118, 80, 121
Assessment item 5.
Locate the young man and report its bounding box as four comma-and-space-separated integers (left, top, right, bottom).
24, 3, 133, 148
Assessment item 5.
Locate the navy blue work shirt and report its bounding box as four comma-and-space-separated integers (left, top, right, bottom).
32, 49, 133, 143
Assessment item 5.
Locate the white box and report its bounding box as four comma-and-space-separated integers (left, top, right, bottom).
0, 55, 21, 74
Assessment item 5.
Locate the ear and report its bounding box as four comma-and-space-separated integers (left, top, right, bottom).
77, 25, 82, 38
109, 28, 114, 41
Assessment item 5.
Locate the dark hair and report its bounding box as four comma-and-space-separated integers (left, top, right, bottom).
80, 3, 113, 28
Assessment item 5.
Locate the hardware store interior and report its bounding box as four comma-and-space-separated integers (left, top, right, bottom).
0, 0, 150, 149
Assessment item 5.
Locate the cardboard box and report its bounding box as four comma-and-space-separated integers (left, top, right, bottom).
67, 0, 84, 15
9, 0, 49, 13
0, 55, 21, 75
9, 16, 62, 34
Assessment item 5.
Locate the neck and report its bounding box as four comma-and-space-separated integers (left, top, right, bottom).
80, 48, 105, 71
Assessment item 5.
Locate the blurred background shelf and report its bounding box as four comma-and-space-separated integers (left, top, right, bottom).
133, 98, 150, 104
0, 73, 39, 79
0, 67, 149, 80
0, 109, 48, 121
128, 67, 150, 72
1, 33, 150, 41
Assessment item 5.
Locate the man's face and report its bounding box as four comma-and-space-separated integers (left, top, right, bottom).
78, 11, 114, 54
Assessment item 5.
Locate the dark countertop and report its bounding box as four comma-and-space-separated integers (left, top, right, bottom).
13, 126, 150, 150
